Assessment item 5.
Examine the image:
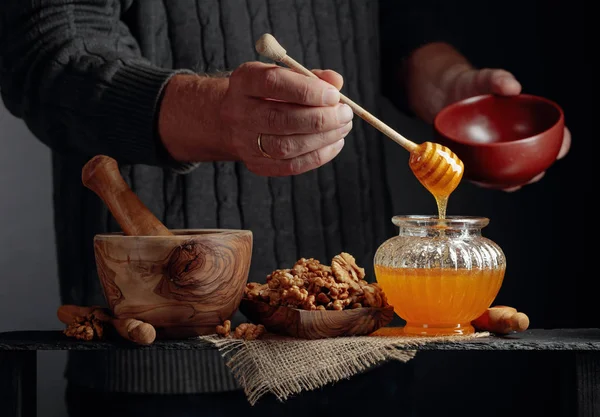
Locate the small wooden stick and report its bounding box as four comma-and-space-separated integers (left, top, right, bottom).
111, 318, 157, 346
472, 305, 530, 334
57, 305, 157, 345
255, 33, 418, 153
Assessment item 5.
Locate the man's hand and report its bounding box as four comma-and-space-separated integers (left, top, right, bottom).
158, 62, 352, 176
404, 42, 571, 191
447, 67, 571, 191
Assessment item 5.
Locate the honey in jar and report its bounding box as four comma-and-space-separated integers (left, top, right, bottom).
373, 215, 506, 336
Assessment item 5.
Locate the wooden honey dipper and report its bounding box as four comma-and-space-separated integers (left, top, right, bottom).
255, 33, 464, 201
57, 304, 157, 345
81, 155, 173, 236
472, 305, 530, 335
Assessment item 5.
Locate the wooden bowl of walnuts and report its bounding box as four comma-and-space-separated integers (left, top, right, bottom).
239, 253, 394, 339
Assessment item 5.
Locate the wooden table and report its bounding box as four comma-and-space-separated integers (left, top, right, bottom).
1, 328, 599, 417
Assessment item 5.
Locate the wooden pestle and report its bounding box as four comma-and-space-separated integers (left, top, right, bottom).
80, 155, 169, 343
81, 155, 172, 236
58, 305, 157, 345
472, 305, 530, 334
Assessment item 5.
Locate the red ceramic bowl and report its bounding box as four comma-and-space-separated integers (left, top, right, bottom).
433, 94, 564, 189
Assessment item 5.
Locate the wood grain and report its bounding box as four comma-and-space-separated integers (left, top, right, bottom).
81, 155, 253, 339
239, 298, 394, 339
94, 229, 253, 339
82, 155, 172, 236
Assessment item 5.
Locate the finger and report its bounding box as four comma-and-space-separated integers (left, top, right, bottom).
453, 68, 521, 100
312, 69, 344, 91
258, 122, 352, 159
525, 171, 546, 184
499, 172, 545, 192
502, 186, 522, 192
245, 100, 354, 134
488, 70, 521, 96
474, 173, 545, 192
472, 180, 521, 192
557, 126, 571, 159
231, 61, 341, 106
247, 139, 345, 177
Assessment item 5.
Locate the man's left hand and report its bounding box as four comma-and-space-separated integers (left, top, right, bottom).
448, 68, 571, 191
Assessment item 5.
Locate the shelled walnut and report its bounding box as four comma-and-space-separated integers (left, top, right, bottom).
216, 320, 266, 340
244, 252, 389, 311
216, 319, 232, 337
64, 313, 105, 341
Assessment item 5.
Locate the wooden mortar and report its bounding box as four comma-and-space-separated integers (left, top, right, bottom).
83, 155, 253, 339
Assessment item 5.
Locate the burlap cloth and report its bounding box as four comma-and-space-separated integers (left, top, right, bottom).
198, 329, 490, 405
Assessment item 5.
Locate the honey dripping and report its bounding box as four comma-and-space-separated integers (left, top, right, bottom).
409, 142, 464, 219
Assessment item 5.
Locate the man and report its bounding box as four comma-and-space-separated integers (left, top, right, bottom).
0, 1, 570, 416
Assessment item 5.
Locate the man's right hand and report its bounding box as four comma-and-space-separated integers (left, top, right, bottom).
158, 62, 353, 176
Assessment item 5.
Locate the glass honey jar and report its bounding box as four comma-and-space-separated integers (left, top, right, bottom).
374, 215, 506, 336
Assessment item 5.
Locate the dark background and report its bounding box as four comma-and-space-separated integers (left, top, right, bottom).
383, 0, 591, 416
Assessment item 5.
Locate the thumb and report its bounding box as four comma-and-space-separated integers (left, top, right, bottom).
485, 69, 522, 96
450, 68, 521, 103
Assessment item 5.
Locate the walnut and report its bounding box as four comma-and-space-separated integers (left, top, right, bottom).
242, 252, 389, 312
302, 294, 317, 310
63, 313, 104, 341
216, 320, 231, 337
316, 292, 331, 305
361, 283, 389, 308
331, 299, 348, 310
292, 258, 332, 287
308, 275, 350, 303
328, 283, 350, 300
280, 285, 309, 308
92, 320, 104, 338
331, 252, 365, 292
267, 269, 293, 289
263, 289, 282, 306
233, 323, 266, 340
290, 259, 309, 275
216, 320, 265, 340
245, 324, 266, 340
293, 258, 331, 274
64, 323, 93, 341
245, 282, 268, 300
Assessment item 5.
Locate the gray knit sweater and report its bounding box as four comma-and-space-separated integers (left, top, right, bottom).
0, 0, 446, 393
